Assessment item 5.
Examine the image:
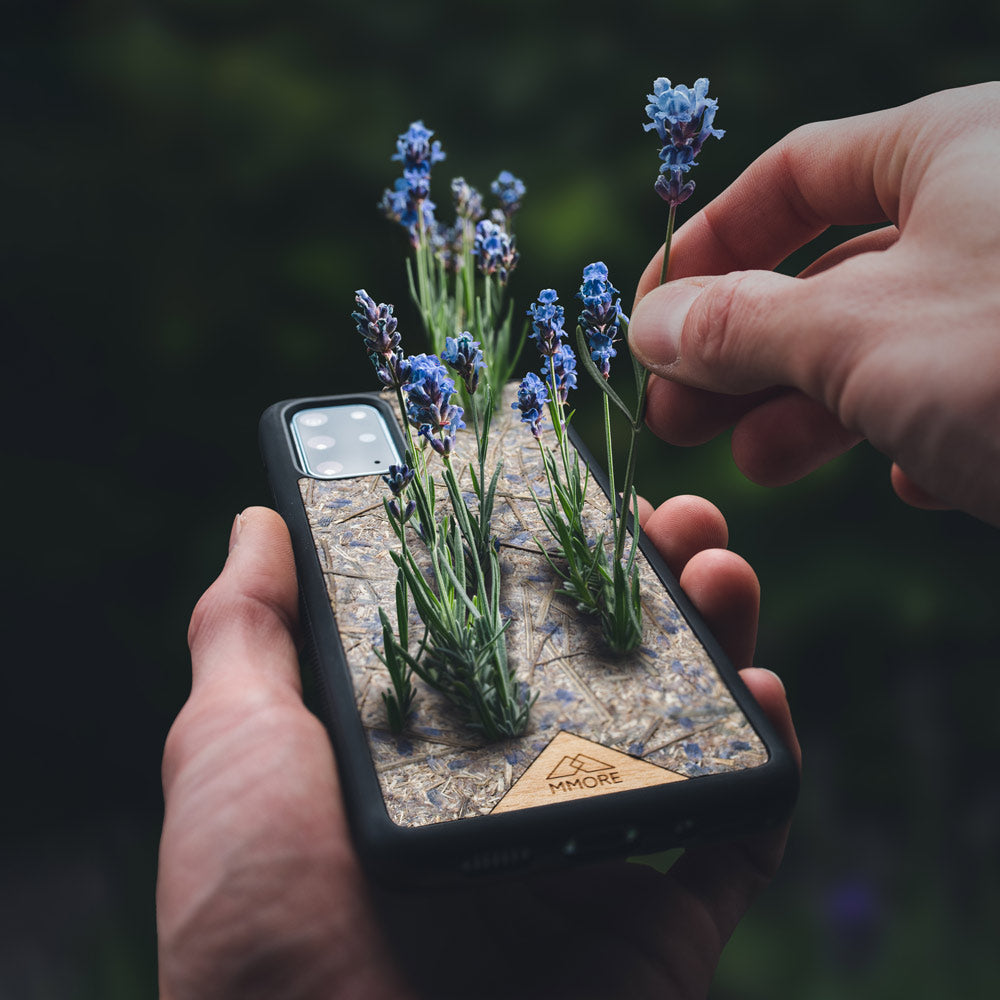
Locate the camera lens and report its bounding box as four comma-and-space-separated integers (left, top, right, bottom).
315, 461, 344, 476
307, 435, 336, 450
297, 411, 327, 427
350, 409, 367, 421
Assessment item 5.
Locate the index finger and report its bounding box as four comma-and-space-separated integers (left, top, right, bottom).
635, 100, 916, 300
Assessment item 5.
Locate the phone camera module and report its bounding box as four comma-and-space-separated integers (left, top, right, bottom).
307, 435, 336, 450
297, 412, 328, 428
292, 403, 401, 478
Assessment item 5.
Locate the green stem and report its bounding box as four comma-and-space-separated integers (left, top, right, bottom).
602, 392, 617, 541
658, 203, 678, 287
615, 206, 678, 565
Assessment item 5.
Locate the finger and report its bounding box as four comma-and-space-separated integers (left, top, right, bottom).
640, 495, 728, 578
739, 668, 800, 769
678, 549, 759, 670
731, 390, 863, 486
187, 506, 301, 695
890, 462, 953, 510
797, 224, 900, 278
634, 101, 920, 306
666, 665, 797, 946
635, 494, 655, 527
629, 253, 895, 399
644, 374, 780, 446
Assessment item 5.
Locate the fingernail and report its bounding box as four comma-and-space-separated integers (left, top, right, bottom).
629, 284, 702, 371
228, 511, 244, 553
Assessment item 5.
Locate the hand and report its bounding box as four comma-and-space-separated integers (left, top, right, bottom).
627, 83, 1000, 526
158, 505, 799, 1000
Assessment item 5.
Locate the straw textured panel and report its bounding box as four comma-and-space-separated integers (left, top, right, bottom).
299, 385, 766, 827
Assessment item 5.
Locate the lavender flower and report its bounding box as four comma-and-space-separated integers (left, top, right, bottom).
540, 342, 578, 404
491, 170, 526, 218
577, 262, 626, 378
383, 462, 416, 496
392, 120, 446, 173
353, 289, 411, 388
513, 372, 548, 438
473, 219, 519, 284
381, 120, 446, 244
383, 463, 417, 522
527, 289, 566, 357
441, 332, 485, 394
451, 177, 484, 222
380, 179, 437, 245
643, 77, 724, 206
404, 354, 465, 456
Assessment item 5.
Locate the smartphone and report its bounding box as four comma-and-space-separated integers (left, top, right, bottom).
259, 387, 797, 886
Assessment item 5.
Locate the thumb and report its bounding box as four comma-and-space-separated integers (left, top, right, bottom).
186, 506, 301, 695
628, 268, 858, 400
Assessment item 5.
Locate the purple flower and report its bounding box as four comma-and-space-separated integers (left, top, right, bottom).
473, 219, 519, 284
383, 463, 416, 523
643, 77, 724, 207
382, 120, 446, 244
490, 170, 526, 217
513, 372, 549, 438
451, 177, 484, 222
353, 290, 411, 388
353, 289, 398, 355
379, 178, 437, 246
654, 171, 697, 207
577, 262, 627, 378
388, 497, 416, 523
527, 289, 566, 357
441, 332, 485, 394
383, 463, 416, 497
404, 354, 465, 456
392, 120, 446, 172
540, 342, 578, 404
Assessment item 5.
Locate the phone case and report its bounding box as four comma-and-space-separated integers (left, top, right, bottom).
260, 386, 797, 884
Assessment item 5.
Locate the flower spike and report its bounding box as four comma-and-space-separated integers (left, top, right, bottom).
644, 77, 724, 206
577, 262, 627, 379
513, 372, 549, 438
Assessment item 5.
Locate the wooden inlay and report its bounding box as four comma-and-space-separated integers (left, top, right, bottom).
491, 730, 686, 814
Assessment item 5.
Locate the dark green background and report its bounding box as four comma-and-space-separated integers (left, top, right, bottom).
4, 0, 998, 996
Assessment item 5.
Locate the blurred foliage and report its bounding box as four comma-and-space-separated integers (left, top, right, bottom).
3, 0, 999, 996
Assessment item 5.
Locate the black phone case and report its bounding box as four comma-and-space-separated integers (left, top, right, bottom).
260, 388, 797, 885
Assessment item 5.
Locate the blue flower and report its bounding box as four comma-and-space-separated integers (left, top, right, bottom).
540, 342, 578, 404
353, 290, 411, 388
382, 121, 445, 245
441, 332, 486, 394
392, 120, 446, 172
654, 171, 697, 207
527, 289, 566, 357
451, 177, 484, 222
577, 262, 627, 378
404, 354, 465, 456
473, 219, 519, 284
382, 463, 415, 497
643, 77, 724, 207
491, 170, 526, 217
379, 178, 437, 246
513, 372, 549, 438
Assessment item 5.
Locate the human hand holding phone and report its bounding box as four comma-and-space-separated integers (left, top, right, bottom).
158, 502, 799, 1000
